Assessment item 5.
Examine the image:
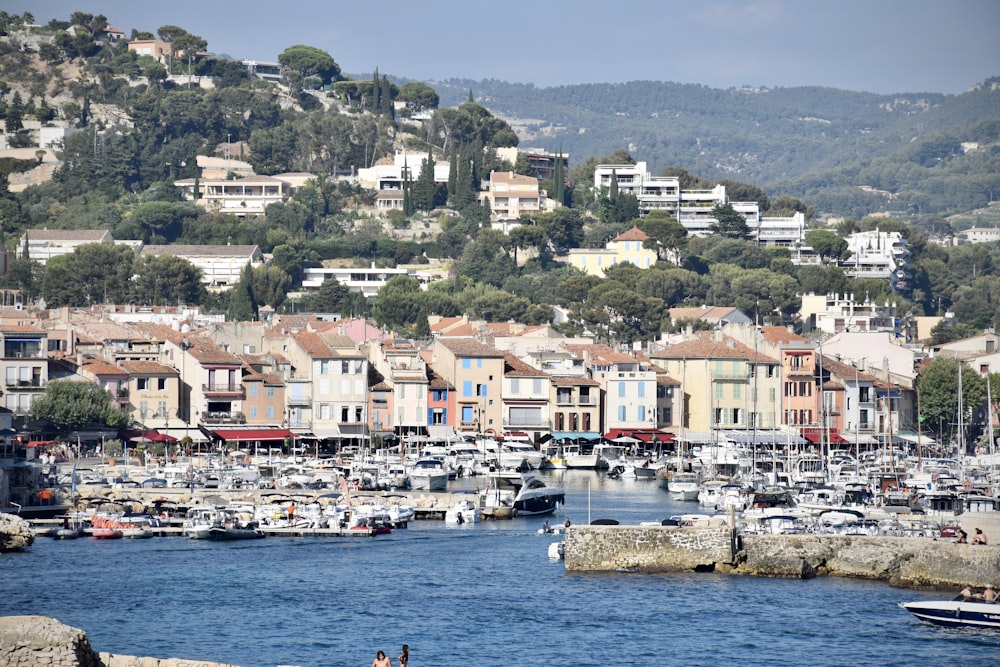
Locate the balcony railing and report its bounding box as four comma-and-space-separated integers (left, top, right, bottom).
286, 395, 311, 406
203, 384, 244, 396
503, 418, 552, 429
201, 411, 246, 424
4, 379, 46, 389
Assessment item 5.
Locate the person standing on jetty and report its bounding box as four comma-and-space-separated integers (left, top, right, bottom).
371, 650, 392, 667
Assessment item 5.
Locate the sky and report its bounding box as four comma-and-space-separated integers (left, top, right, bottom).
10, 0, 1000, 95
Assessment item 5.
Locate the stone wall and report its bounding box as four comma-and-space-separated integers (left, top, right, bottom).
564, 525, 735, 572
563, 526, 1000, 588
0, 617, 240, 667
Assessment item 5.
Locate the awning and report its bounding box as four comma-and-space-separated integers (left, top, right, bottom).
800, 428, 848, 445
549, 431, 602, 441
210, 428, 295, 442
603, 428, 675, 443
125, 429, 177, 443
724, 431, 807, 446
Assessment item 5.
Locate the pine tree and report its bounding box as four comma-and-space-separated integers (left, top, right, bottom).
467, 88, 474, 103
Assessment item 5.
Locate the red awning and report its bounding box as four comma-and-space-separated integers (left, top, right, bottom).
603, 428, 676, 443
800, 428, 848, 445
211, 428, 294, 442
126, 429, 177, 443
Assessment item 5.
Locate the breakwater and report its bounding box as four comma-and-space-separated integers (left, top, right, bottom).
0, 616, 241, 667
564, 526, 1000, 588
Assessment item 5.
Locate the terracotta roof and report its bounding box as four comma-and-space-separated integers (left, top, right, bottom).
761, 326, 807, 344
503, 353, 546, 377
613, 226, 649, 242
73, 322, 142, 342
437, 337, 505, 358
291, 331, 335, 359
119, 361, 179, 375
561, 343, 638, 365
427, 366, 454, 389
317, 331, 361, 353
0, 324, 46, 335
80, 359, 126, 376
820, 355, 880, 382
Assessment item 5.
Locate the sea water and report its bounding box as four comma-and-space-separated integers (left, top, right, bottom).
2, 470, 997, 667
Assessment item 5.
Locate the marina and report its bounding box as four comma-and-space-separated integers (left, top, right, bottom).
3, 469, 998, 667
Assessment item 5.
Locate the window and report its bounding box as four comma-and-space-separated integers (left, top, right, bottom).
463, 380, 473, 397
638, 383, 645, 399
137, 378, 149, 391
716, 383, 723, 400
618, 383, 626, 398
248, 384, 258, 397
431, 408, 445, 425
462, 358, 471, 369
510, 378, 520, 394
637, 405, 646, 422
266, 406, 274, 419
341, 407, 349, 422
618, 405, 626, 421
733, 384, 741, 400
267, 386, 275, 398
583, 413, 591, 431
249, 406, 258, 418
508, 406, 541, 426
476, 383, 487, 397
157, 378, 166, 390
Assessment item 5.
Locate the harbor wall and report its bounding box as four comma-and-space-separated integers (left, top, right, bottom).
0, 616, 240, 667
563, 527, 1000, 587
564, 525, 735, 572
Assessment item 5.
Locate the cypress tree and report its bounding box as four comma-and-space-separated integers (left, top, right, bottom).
371, 67, 380, 112
552, 150, 565, 204
610, 169, 619, 200
227, 264, 258, 322
380, 75, 393, 119
467, 88, 474, 103
414, 146, 435, 210
447, 149, 458, 205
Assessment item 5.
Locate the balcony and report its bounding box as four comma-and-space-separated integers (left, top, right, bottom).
286, 395, 312, 407
4, 379, 46, 390
503, 418, 552, 429
201, 411, 246, 424
203, 384, 244, 397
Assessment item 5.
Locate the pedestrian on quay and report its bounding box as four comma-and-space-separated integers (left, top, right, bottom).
399, 644, 409, 667
371, 650, 391, 667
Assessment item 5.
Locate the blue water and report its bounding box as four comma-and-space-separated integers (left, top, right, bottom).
2, 471, 997, 667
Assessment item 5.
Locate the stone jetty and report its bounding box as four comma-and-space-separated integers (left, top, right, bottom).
0, 616, 241, 667
564, 525, 1000, 588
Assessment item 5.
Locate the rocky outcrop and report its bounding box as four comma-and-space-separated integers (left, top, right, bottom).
738, 535, 1000, 587
0, 617, 241, 667
0, 616, 100, 667
565, 525, 734, 572
0, 513, 35, 552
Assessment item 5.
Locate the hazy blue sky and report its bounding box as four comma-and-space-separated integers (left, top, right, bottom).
11, 0, 1000, 94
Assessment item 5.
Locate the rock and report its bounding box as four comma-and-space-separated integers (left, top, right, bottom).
0, 616, 100, 667
0, 615, 244, 667
0, 513, 35, 552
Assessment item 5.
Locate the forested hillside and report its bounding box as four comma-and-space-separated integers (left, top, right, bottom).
431, 78, 1000, 218
1, 10, 999, 347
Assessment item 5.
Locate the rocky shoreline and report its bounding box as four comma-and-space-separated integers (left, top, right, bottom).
0, 616, 241, 667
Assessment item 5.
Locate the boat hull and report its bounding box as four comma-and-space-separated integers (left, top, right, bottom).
901, 600, 1000, 630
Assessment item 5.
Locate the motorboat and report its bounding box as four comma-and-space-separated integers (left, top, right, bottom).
563, 443, 599, 469
409, 457, 449, 491
900, 596, 1000, 630
512, 474, 565, 516
670, 471, 701, 501
183, 506, 264, 540
499, 440, 544, 471
444, 497, 481, 525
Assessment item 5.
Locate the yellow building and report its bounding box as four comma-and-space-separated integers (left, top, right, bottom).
566, 226, 657, 277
